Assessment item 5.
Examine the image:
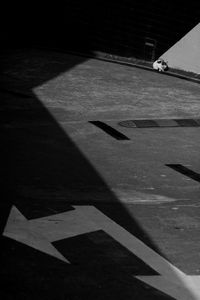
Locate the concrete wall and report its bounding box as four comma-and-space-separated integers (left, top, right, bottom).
60, 1, 200, 61
162, 23, 200, 74
2, 1, 200, 67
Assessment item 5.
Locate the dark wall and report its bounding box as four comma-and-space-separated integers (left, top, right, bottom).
2, 0, 200, 60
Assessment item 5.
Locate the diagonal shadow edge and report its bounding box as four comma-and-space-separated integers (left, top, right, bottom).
1, 49, 161, 254
1, 49, 198, 300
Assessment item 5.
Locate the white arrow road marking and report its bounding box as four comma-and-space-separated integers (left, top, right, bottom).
3, 205, 200, 299
76, 206, 200, 300
136, 276, 200, 300
3, 206, 69, 263
3, 206, 101, 263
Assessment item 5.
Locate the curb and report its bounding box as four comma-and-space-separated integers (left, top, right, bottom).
3, 46, 200, 84
66, 50, 200, 84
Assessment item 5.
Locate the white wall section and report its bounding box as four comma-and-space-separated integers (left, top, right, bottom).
162, 23, 200, 74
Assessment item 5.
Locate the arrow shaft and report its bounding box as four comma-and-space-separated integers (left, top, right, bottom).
26, 205, 187, 284
30, 209, 101, 241
74, 206, 186, 283
136, 276, 200, 300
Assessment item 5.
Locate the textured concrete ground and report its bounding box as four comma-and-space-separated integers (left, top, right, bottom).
1, 49, 200, 299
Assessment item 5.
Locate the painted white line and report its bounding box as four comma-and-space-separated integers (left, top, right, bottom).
136, 276, 200, 300
3, 205, 200, 299
74, 206, 185, 281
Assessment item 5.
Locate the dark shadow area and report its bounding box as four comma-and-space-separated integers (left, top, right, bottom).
0, 49, 175, 299
0, 50, 161, 252
1, 0, 199, 295
1, 1, 200, 60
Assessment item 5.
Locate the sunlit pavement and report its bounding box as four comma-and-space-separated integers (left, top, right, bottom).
1, 49, 200, 299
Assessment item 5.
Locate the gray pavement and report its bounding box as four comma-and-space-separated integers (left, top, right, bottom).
1, 49, 200, 299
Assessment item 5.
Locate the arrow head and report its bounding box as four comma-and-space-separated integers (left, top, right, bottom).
3, 206, 69, 263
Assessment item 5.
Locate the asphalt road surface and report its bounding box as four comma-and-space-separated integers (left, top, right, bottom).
1, 49, 200, 300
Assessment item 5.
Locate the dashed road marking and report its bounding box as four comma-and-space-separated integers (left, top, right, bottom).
166, 164, 200, 183
90, 121, 130, 140
118, 119, 200, 128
